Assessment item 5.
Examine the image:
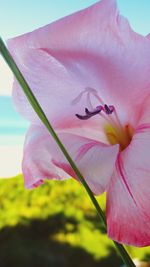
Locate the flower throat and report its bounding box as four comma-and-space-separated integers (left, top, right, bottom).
74, 89, 134, 151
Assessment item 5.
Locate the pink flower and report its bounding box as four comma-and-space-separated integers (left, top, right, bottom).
7, 0, 150, 246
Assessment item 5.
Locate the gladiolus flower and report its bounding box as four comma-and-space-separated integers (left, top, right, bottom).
8, 0, 150, 246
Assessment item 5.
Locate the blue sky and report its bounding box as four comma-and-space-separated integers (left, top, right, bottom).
0, 0, 150, 40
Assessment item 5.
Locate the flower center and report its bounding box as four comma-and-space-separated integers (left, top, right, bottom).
104, 123, 134, 151
76, 105, 134, 150
73, 88, 134, 151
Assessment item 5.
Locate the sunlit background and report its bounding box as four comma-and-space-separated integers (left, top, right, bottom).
0, 1, 150, 266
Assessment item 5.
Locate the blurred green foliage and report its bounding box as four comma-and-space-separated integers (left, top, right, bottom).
0, 175, 149, 267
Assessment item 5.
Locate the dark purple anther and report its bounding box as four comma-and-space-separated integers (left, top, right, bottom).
76, 104, 114, 120
76, 106, 102, 120
85, 106, 102, 116
75, 114, 91, 120
104, 104, 114, 115
85, 108, 91, 115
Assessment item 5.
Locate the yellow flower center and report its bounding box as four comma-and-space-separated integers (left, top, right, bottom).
104, 124, 134, 151
74, 88, 135, 150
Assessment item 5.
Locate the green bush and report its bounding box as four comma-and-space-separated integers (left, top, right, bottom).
0, 175, 149, 267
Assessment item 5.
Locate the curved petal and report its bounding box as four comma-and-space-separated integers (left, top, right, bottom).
107, 96, 150, 246
7, 0, 150, 127
106, 157, 150, 247
23, 125, 119, 193
23, 126, 69, 188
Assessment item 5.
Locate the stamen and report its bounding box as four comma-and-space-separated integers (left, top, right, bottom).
76, 104, 115, 121
75, 114, 91, 120
85, 106, 102, 116
85, 108, 91, 115
73, 88, 134, 150
100, 104, 116, 126
103, 104, 114, 115
76, 106, 102, 120
112, 107, 124, 129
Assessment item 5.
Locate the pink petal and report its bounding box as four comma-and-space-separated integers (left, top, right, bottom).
107, 96, 150, 246
106, 157, 150, 247
7, 0, 150, 127
23, 126, 70, 189
23, 125, 119, 193
10, 48, 107, 134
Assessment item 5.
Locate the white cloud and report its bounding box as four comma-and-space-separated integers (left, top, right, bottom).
0, 55, 13, 96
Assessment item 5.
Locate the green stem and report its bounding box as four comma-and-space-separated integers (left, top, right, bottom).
0, 37, 136, 267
